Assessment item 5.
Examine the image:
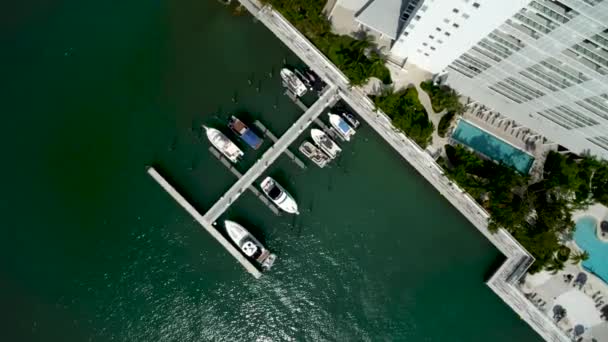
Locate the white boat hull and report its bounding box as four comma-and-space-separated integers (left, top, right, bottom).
204, 126, 244, 163
225, 220, 276, 270
260, 177, 299, 214
311, 128, 341, 159
280, 68, 307, 97
329, 113, 355, 141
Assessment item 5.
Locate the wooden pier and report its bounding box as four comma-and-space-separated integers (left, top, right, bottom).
146, 166, 262, 279
253, 120, 307, 169
208, 147, 281, 216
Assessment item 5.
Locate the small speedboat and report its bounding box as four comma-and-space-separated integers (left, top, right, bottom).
260, 177, 299, 214
299, 141, 330, 168
204, 126, 244, 163
342, 112, 360, 129
311, 128, 341, 159
328, 113, 356, 141
225, 220, 276, 270
280, 68, 307, 97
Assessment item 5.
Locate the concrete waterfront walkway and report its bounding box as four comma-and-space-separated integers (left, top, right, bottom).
237, 1, 569, 341
202, 85, 339, 223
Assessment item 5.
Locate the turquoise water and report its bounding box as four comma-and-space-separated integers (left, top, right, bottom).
452, 120, 534, 174
574, 216, 608, 283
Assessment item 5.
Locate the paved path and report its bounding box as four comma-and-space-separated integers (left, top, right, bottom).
237, 1, 570, 340
202, 85, 339, 223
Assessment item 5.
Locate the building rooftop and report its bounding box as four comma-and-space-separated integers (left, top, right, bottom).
355, 0, 404, 40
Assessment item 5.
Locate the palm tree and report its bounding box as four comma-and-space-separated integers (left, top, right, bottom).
570, 250, 590, 264
546, 258, 565, 274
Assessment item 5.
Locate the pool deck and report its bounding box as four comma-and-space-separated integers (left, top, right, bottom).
461, 107, 558, 183
237, 1, 570, 341
451, 118, 534, 174
520, 203, 608, 341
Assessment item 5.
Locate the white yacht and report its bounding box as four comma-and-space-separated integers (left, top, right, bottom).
280, 68, 307, 97
260, 177, 299, 214
204, 126, 244, 163
225, 220, 276, 270
328, 113, 356, 141
311, 128, 341, 159
299, 141, 330, 168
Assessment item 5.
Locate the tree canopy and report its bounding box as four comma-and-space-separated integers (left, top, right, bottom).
420, 81, 464, 113
260, 0, 392, 85
372, 87, 434, 147
437, 111, 456, 138
439, 146, 607, 272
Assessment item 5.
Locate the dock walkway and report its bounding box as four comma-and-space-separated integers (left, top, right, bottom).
253, 120, 306, 169
235, 1, 569, 340
202, 86, 339, 224
283, 89, 341, 141
147, 167, 262, 278
208, 147, 280, 215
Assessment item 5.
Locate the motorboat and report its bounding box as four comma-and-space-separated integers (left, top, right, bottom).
280, 68, 307, 97
294, 69, 313, 90
328, 113, 356, 141
299, 141, 330, 168
260, 177, 299, 214
228, 116, 263, 150
310, 128, 341, 159
225, 220, 276, 270
341, 112, 360, 129
204, 126, 244, 163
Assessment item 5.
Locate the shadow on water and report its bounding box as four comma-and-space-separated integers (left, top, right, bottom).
483, 253, 508, 282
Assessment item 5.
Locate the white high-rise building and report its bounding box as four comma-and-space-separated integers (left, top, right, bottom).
443, 0, 608, 159
390, 0, 531, 73
328, 0, 608, 158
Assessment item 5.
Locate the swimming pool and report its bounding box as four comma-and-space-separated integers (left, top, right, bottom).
451, 120, 534, 174
574, 216, 608, 284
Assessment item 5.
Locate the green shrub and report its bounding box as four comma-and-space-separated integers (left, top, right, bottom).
420, 81, 463, 113
437, 111, 456, 138
372, 87, 433, 147
260, 0, 392, 85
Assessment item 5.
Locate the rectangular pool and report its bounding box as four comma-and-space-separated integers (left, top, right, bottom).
451, 120, 534, 174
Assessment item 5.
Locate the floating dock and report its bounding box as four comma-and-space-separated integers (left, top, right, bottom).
253, 120, 306, 169
146, 166, 262, 279
208, 146, 281, 216
284, 89, 341, 141
202, 86, 338, 224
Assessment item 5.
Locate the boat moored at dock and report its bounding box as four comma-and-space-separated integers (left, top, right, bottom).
311, 128, 341, 159
204, 126, 244, 163
225, 220, 276, 270
228, 116, 263, 150
299, 141, 330, 168
341, 112, 360, 129
260, 177, 299, 214
280, 68, 307, 97
328, 113, 356, 141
